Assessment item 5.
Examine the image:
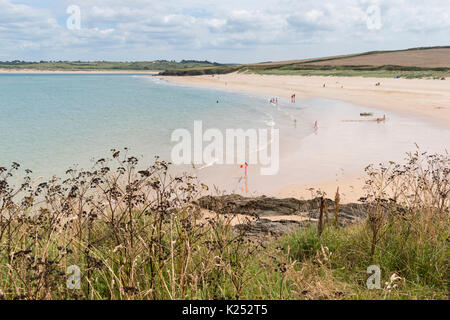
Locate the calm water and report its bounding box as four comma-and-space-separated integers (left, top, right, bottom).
0, 74, 310, 177
1, 74, 448, 193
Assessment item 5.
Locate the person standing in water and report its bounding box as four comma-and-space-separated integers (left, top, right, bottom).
244, 162, 249, 193
240, 162, 249, 194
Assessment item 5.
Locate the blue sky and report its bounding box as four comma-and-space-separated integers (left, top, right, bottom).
1, 0, 449, 63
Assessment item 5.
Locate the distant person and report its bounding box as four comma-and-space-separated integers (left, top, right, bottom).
314, 121, 319, 130
376, 114, 386, 122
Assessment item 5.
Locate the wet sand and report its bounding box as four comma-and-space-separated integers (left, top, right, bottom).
161, 73, 450, 129
162, 74, 450, 203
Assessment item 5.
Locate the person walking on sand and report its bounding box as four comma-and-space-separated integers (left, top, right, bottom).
314, 120, 319, 130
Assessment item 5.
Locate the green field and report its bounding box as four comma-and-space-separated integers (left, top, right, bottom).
0, 60, 222, 72
246, 65, 450, 79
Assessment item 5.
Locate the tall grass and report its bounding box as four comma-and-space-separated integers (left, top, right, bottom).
0, 149, 448, 300
0, 150, 276, 299
281, 150, 449, 299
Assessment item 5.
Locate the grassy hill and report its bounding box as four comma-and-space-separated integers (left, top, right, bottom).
160, 46, 450, 79
3, 47, 449, 78
0, 60, 222, 72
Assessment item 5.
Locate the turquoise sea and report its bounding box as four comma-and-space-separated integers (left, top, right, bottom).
1, 73, 449, 194
0, 74, 310, 178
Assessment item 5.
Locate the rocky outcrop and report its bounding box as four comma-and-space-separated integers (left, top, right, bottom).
197, 194, 367, 237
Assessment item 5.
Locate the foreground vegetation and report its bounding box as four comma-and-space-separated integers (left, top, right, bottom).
0, 149, 448, 300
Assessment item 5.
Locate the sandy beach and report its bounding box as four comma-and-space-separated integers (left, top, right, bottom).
161, 73, 450, 202
161, 73, 450, 129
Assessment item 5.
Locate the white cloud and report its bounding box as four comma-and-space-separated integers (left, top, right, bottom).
0, 0, 449, 62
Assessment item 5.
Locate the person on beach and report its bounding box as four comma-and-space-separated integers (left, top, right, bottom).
314, 121, 319, 130
239, 163, 249, 194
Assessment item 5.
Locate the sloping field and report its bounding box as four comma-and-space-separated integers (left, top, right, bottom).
253, 53, 361, 67
160, 46, 450, 77
304, 47, 450, 68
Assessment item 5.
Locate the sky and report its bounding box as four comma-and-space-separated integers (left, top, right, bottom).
1, 0, 449, 63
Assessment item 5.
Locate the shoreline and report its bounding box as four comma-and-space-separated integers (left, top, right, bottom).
0, 69, 159, 74
159, 73, 450, 129
159, 73, 450, 203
